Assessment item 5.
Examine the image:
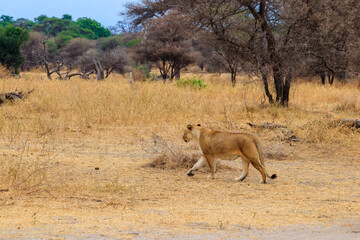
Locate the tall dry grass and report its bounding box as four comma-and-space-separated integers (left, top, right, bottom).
0, 72, 359, 140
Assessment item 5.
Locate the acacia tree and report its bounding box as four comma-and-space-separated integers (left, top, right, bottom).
60, 38, 93, 79
134, 12, 195, 81
197, 12, 255, 87
203, 37, 243, 87
294, 0, 360, 84
100, 47, 128, 78
21, 32, 62, 79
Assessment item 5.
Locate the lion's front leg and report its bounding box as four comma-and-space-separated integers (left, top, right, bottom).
186, 155, 206, 176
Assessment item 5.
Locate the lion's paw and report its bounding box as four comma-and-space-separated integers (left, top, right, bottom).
207, 174, 216, 179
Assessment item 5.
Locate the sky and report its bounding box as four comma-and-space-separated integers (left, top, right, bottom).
0, 0, 140, 27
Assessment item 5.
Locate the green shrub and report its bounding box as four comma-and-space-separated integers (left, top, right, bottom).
177, 76, 208, 89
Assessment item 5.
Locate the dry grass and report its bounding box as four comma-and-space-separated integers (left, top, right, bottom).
0, 72, 359, 237
0, 72, 359, 136
143, 133, 232, 170
0, 64, 11, 79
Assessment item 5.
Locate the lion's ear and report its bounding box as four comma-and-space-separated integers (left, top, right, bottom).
197, 124, 201, 127
187, 124, 192, 131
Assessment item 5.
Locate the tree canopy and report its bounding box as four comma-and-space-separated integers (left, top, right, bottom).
0, 14, 111, 42
0, 25, 29, 74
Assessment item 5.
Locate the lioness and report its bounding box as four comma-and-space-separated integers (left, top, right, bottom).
183, 124, 277, 183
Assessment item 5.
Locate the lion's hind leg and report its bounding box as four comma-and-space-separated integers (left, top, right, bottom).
234, 158, 250, 182
250, 161, 267, 184
243, 145, 267, 184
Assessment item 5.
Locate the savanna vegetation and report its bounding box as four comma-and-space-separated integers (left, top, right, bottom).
0, 0, 359, 238
1, 0, 359, 103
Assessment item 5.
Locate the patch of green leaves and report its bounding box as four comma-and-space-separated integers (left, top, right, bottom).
177, 76, 208, 89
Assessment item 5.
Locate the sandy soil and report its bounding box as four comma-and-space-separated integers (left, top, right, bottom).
0, 127, 359, 239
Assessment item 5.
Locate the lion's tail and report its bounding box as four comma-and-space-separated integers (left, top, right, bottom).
254, 138, 277, 179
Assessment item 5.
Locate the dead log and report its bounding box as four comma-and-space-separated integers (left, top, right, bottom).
330, 119, 360, 128
0, 89, 34, 105
247, 122, 287, 130
248, 122, 300, 142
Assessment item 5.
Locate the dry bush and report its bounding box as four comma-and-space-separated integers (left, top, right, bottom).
145, 152, 201, 170
0, 153, 53, 194
143, 133, 201, 169
143, 134, 232, 171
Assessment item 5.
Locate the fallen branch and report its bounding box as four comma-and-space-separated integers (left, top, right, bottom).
248, 122, 300, 142
330, 119, 360, 128
0, 89, 34, 105
247, 122, 287, 130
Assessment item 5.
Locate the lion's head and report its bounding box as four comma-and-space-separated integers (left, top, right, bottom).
183, 124, 201, 143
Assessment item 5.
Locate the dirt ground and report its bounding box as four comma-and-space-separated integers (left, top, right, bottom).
0, 125, 359, 239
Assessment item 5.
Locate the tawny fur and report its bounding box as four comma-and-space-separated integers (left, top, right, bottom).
183, 124, 277, 183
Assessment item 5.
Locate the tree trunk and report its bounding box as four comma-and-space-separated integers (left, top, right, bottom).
44, 61, 52, 80
175, 66, 180, 80
92, 57, 104, 80
160, 60, 167, 83
159, 68, 167, 83
328, 73, 335, 85
262, 73, 274, 104
320, 72, 325, 84
281, 71, 292, 106
170, 65, 181, 81
231, 71, 236, 87
40, 40, 53, 80
273, 66, 283, 103
199, 63, 204, 71
247, 1, 293, 106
